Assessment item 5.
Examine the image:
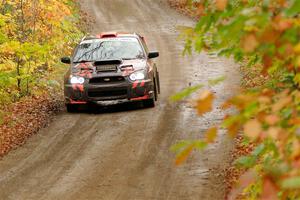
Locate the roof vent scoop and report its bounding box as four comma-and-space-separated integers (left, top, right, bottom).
94, 59, 122, 65
98, 32, 118, 38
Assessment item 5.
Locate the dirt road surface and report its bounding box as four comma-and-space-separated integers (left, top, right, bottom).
0, 1, 240, 199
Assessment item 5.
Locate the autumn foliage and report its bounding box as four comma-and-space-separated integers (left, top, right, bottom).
172, 0, 300, 199
0, 0, 83, 154
0, 0, 82, 106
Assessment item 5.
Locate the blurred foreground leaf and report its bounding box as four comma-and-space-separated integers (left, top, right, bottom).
170, 84, 203, 102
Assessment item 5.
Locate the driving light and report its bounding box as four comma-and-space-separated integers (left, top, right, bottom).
78, 77, 85, 84
70, 76, 85, 84
129, 71, 145, 81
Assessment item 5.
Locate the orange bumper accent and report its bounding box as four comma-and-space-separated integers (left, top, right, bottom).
130, 95, 150, 101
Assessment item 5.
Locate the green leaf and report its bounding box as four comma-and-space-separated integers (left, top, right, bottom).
208, 76, 226, 86
194, 140, 207, 150
252, 143, 265, 157
170, 140, 191, 153
170, 84, 203, 102
281, 177, 300, 189
285, 0, 300, 17
235, 155, 256, 168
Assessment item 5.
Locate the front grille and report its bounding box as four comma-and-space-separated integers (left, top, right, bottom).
96, 65, 117, 72
88, 89, 127, 98
89, 76, 125, 84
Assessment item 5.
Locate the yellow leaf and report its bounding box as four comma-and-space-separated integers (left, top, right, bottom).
196, 90, 215, 115
291, 140, 300, 159
295, 56, 300, 68
215, 0, 228, 11
175, 143, 195, 166
294, 43, 300, 54
205, 127, 218, 143
244, 119, 262, 140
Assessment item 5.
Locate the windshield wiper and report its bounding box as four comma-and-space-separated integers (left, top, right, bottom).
122, 58, 136, 60
122, 56, 145, 60
73, 60, 93, 63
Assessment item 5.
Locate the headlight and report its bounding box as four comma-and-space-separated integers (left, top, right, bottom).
78, 77, 85, 84
129, 71, 145, 81
70, 76, 85, 84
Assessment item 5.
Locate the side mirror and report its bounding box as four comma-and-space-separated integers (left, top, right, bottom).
148, 51, 159, 59
61, 57, 71, 64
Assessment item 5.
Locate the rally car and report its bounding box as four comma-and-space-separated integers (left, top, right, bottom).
61, 32, 160, 112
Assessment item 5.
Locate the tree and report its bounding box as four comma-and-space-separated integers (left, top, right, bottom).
0, 0, 83, 104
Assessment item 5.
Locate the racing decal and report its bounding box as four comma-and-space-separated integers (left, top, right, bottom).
74, 63, 93, 78
130, 95, 149, 101
132, 81, 139, 89
75, 70, 92, 79
70, 99, 87, 104
72, 84, 84, 92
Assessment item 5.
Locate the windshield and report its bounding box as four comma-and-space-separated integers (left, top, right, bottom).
73, 38, 145, 63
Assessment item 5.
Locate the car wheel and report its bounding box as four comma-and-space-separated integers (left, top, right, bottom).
143, 98, 155, 108
154, 78, 158, 101
66, 104, 78, 113
143, 79, 156, 108
156, 71, 160, 94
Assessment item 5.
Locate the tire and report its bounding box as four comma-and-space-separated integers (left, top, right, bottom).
66, 104, 78, 113
153, 78, 158, 101
143, 98, 155, 108
156, 71, 160, 94
143, 79, 156, 108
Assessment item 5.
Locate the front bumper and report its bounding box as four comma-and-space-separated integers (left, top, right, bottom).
64, 79, 154, 104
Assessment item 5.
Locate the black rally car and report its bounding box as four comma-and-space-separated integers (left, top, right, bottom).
61, 32, 160, 112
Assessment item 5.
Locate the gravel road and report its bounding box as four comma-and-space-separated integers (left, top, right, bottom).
0, 0, 240, 199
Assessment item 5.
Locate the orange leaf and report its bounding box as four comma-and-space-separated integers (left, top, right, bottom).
274, 17, 293, 31
289, 117, 300, 125
261, 178, 279, 200
244, 119, 262, 140
241, 34, 259, 53
260, 27, 280, 44
215, 0, 228, 11
264, 115, 280, 125
262, 55, 273, 74
221, 99, 232, 110
196, 90, 215, 115
205, 127, 218, 143
175, 143, 195, 166
196, 4, 205, 16
239, 170, 257, 188
272, 96, 292, 112
228, 170, 257, 200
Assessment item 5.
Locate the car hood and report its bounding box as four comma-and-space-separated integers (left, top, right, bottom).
71, 59, 147, 78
